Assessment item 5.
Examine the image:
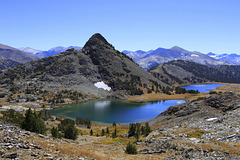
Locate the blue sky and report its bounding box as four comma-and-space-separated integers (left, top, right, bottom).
0, 0, 239, 54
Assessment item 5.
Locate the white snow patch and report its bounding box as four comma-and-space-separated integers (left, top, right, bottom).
94, 81, 111, 91
191, 54, 199, 57
176, 101, 184, 104
206, 117, 218, 122
209, 55, 216, 58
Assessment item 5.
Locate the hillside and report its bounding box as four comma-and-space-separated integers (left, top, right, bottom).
0, 33, 167, 99
124, 47, 231, 70
0, 43, 38, 63
149, 60, 240, 85
0, 56, 20, 70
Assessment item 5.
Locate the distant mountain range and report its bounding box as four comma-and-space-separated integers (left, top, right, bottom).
20, 45, 239, 70
0, 43, 38, 69
0, 43, 38, 63
123, 47, 231, 70
207, 52, 240, 65
19, 46, 82, 58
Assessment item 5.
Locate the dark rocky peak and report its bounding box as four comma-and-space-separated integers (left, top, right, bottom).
83, 33, 112, 50
82, 33, 117, 65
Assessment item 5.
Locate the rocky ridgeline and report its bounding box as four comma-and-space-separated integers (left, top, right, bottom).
0, 120, 88, 160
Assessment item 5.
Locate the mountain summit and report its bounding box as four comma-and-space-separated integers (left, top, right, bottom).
0, 33, 167, 98
84, 33, 109, 47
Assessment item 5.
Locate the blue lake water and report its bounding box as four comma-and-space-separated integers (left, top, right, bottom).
50, 99, 185, 125
180, 84, 225, 93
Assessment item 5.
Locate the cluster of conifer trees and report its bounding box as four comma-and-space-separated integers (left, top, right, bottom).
2, 109, 47, 134
128, 123, 151, 141
51, 119, 78, 140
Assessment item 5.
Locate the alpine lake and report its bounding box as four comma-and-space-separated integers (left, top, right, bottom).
50, 83, 225, 125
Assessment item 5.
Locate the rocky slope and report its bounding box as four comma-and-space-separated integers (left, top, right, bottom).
148, 92, 240, 126
124, 46, 230, 70
0, 56, 20, 70
149, 60, 240, 85
0, 43, 38, 64
0, 33, 167, 99
0, 119, 95, 159
143, 91, 240, 159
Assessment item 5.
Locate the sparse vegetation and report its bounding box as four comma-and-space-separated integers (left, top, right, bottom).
125, 142, 137, 154
76, 117, 91, 128
1, 109, 24, 126
90, 129, 93, 136
21, 109, 46, 134
58, 119, 78, 140
51, 127, 61, 138
128, 123, 151, 141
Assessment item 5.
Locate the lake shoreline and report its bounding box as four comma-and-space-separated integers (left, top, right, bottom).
49, 83, 234, 126
127, 82, 230, 103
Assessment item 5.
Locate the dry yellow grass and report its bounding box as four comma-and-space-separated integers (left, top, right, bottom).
151, 123, 165, 130
208, 140, 240, 156
101, 136, 132, 145
127, 92, 208, 102
214, 83, 240, 93
172, 127, 205, 138
77, 125, 129, 138
31, 136, 110, 159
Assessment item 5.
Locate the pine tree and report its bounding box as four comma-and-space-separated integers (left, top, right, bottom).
51, 127, 59, 138
135, 123, 141, 142
144, 123, 151, 136
90, 129, 93, 136
64, 124, 78, 140
21, 108, 46, 134
112, 127, 117, 139
128, 123, 136, 137
125, 142, 137, 154
101, 129, 105, 136
141, 126, 145, 135
106, 127, 109, 137
58, 119, 78, 140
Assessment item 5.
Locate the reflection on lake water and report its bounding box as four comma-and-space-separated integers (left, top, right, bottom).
50, 99, 185, 125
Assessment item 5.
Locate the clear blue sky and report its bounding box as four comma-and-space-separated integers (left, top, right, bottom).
1, 0, 239, 54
